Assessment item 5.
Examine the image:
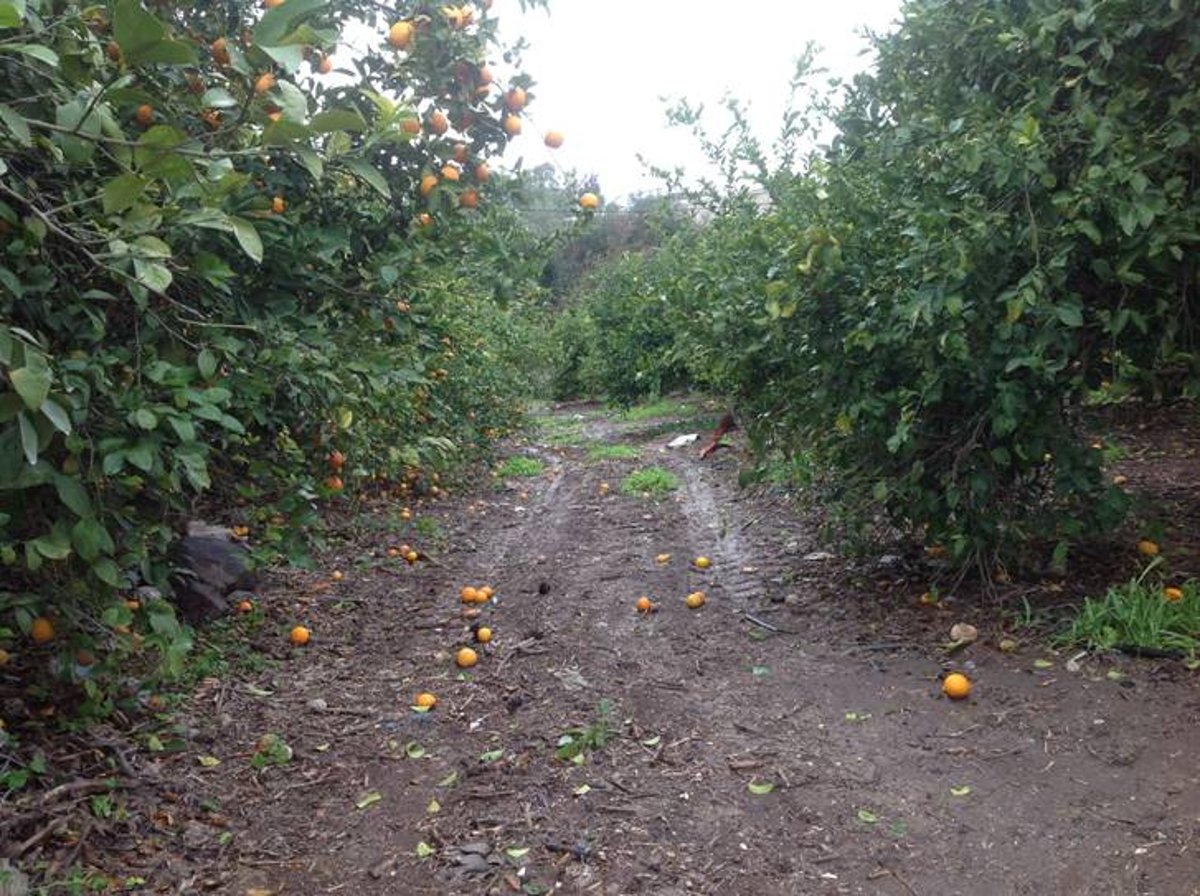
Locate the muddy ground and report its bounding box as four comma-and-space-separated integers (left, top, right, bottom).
5, 399, 1200, 895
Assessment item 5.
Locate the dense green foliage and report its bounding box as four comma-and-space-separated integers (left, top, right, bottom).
0, 0, 555, 707
554, 0, 1200, 568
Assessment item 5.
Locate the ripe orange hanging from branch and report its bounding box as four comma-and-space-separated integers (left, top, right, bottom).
503, 86, 527, 112
254, 72, 276, 95
544, 130, 564, 148
502, 114, 521, 137
579, 192, 600, 210
388, 20, 414, 49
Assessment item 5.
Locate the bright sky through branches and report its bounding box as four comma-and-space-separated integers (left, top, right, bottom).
494, 0, 903, 201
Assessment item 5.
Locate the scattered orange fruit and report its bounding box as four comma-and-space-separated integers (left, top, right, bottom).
254, 72, 276, 95
462, 607, 481, 620
479, 585, 494, 600
0, 648, 10, 667
135, 103, 153, 126
942, 672, 971, 700
544, 130, 564, 148
654, 553, 671, 564
455, 646, 478, 668
414, 691, 437, 709
579, 192, 599, 210
289, 625, 310, 646
461, 586, 481, 604
237, 599, 254, 613
324, 475, 344, 492
636, 596, 653, 613
388, 20, 414, 50
1137, 539, 1159, 557
331, 570, 344, 581
693, 556, 711, 570
685, 591, 706, 609
919, 591, 939, 607
30, 617, 54, 645
404, 549, 419, 564
387, 547, 401, 558
475, 626, 493, 644
1164, 586, 1184, 602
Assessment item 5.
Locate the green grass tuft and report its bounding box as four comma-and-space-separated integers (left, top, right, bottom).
495, 456, 545, 478
621, 398, 693, 421
620, 466, 680, 496
1062, 567, 1199, 656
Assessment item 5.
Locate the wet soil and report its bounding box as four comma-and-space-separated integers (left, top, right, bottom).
5, 400, 1200, 895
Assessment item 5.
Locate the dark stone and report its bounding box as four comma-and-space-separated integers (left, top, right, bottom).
169, 522, 257, 624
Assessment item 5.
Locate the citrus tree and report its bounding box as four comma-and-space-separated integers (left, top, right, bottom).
552, 0, 1200, 571
0, 0, 550, 709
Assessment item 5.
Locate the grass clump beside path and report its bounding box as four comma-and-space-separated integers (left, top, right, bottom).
621, 467, 680, 497
587, 444, 639, 461
1064, 573, 1199, 657
495, 456, 545, 478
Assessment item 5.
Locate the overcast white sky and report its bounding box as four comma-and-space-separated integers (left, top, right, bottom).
492, 1, 904, 200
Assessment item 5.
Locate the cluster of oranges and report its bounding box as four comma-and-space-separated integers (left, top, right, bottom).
635, 555, 713, 616
411, 582, 499, 708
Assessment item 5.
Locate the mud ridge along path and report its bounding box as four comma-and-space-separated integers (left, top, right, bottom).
187, 401, 1199, 896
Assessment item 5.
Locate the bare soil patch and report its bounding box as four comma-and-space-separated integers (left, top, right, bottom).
5, 401, 1199, 895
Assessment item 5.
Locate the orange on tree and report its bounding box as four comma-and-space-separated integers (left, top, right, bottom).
440, 163, 461, 181
455, 646, 478, 668
254, 72, 276, 95
502, 114, 521, 136
452, 142, 469, 163
135, 103, 153, 126
503, 86, 527, 111
289, 625, 311, 646
316, 54, 333, 74
401, 117, 421, 135
459, 188, 479, 209
579, 192, 600, 210
473, 162, 490, 183
416, 212, 433, 227
106, 41, 121, 62
211, 36, 230, 65
475, 626, 493, 644
942, 672, 971, 700
478, 63, 494, 84
544, 130, 564, 148
271, 195, 286, 214
30, 617, 54, 645
420, 173, 439, 197
388, 20, 414, 50
328, 449, 345, 470
264, 0, 285, 7
427, 110, 449, 135
324, 475, 344, 492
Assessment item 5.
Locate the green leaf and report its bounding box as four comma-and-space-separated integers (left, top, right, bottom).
197, 349, 217, 379
355, 790, 382, 810
126, 442, 155, 472
296, 149, 323, 180
255, 0, 328, 45
0, 1, 27, 28
10, 350, 51, 409
950, 785, 972, 797
0, 103, 30, 145
17, 410, 38, 463
134, 125, 192, 180
404, 741, 426, 759
113, 0, 196, 67
54, 474, 92, 516
133, 408, 157, 430
5, 43, 58, 67
199, 87, 239, 109
229, 217, 263, 263
310, 109, 367, 133
72, 517, 114, 561
261, 43, 305, 73
133, 258, 172, 294
856, 809, 879, 824
92, 557, 121, 586
747, 780, 775, 795
1054, 304, 1083, 327
342, 159, 391, 199
39, 398, 71, 435
415, 841, 434, 859
102, 173, 149, 215
31, 530, 72, 559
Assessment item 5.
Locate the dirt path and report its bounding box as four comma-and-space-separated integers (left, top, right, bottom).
180, 402, 1198, 896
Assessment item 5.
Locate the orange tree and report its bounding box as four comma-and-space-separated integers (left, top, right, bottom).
0, 0, 548, 710
554, 1, 1200, 572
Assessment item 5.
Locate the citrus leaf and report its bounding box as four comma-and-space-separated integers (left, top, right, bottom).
342, 158, 390, 198
857, 809, 879, 824
415, 841, 434, 859
747, 780, 775, 795
229, 216, 263, 263
355, 790, 382, 810
950, 785, 972, 797
197, 755, 221, 767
